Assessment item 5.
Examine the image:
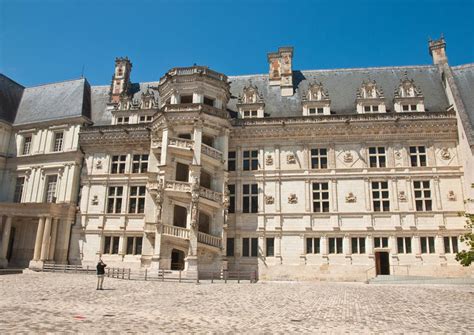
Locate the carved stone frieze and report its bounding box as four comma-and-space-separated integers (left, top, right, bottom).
265, 195, 275, 205
288, 194, 297, 204
345, 192, 357, 203
266, 155, 274, 165
287, 154, 296, 164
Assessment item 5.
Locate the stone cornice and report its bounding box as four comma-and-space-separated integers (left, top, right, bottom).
230, 111, 457, 140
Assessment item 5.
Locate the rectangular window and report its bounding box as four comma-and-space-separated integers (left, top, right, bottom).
351, 237, 366, 254
312, 182, 329, 212
228, 184, 235, 214
139, 115, 153, 123
126, 236, 143, 255
111, 155, 127, 174
107, 186, 123, 213
372, 181, 390, 212
402, 104, 418, 112
368, 147, 386, 168
243, 184, 258, 213
397, 237, 412, 254
132, 154, 148, 173
374, 237, 388, 248
243, 110, 258, 118
364, 105, 379, 112
203, 96, 215, 107
44, 175, 58, 203
306, 237, 321, 254
328, 237, 343, 254
242, 237, 258, 257
53, 132, 64, 152
266, 238, 275, 257
414, 181, 432, 211
116, 117, 129, 125
103, 236, 120, 254
129, 186, 146, 214
311, 148, 328, 169
308, 107, 324, 115
243, 150, 258, 171
22, 135, 32, 155
13, 177, 25, 203
228, 151, 236, 171
444, 236, 459, 254
420, 236, 435, 254
226, 238, 234, 257
180, 95, 193, 104
409, 146, 427, 167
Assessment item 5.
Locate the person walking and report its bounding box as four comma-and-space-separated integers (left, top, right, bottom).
96, 259, 107, 290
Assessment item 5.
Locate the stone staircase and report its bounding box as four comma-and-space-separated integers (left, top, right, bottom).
367, 275, 474, 285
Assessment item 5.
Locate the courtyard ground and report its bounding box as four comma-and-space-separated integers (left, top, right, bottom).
0, 272, 473, 334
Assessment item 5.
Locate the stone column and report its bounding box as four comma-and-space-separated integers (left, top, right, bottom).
48, 218, 59, 261
0, 216, 12, 267
160, 127, 169, 166
33, 217, 45, 261
192, 122, 202, 165
40, 217, 52, 261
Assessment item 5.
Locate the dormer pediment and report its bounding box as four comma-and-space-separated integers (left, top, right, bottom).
357, 80, 384, 100
303, 82, 330, 102
393, 73, 425, 112
237, 84, 265, 118
356, 80, 386, 113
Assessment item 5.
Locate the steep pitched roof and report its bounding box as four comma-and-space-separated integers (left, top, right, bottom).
452, 63, 474, 135
0, 74, 24, 123
227, 65, 449, 117
14, 78, 90, 125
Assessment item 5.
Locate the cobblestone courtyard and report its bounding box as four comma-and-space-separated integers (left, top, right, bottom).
0, 272, 473, 333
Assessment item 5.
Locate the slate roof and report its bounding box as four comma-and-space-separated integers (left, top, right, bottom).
14, 78, 90, 125
452, 63, 474, 133
0, 74, 24, 123
88, 65, 450, 124
227, 65, 449, 117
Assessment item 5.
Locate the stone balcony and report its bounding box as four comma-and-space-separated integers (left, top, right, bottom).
162, 103, 228, 119
199, 187, 223, 203
201, 143, 224, 162
160, 223, 222, 250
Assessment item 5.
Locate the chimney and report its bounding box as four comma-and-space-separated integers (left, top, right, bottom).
110, 57, 133, 103
429, 36, 448, 65
267, 47, 294, 96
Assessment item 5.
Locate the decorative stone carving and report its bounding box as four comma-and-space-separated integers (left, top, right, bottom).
91, 195, 99, 206
288, 194, 297, 204
343, 151, 353, 163
265, 195, 275, 205
394, 73, 423, 98
190, 202, 198, 229
191, 176, 200, 202
345, 192, 357, 203
266, 155, 273, 165
398, 191, 408, 202
440, 147, 451, 160
447, 190, 456, 201
287, 153, 296, 164
394, 150, 402, 160
303, 82, 329, 101
96, 160, 103, 169
222, 184, 230, 208
357, 80, 384, 99
238, 84, 264, 104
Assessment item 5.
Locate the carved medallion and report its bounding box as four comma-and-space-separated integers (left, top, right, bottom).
287, 154, 296, 164
288, 194, 297, 204
266, 155, 274, 165
345, 192, 357, 203
265, 195, 275, 205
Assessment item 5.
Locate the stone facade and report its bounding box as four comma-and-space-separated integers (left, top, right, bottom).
0, 39, 473, 280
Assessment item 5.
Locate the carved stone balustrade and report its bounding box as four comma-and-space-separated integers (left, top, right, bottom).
168, 137, 194, 150
199, 187, 223, 203
165, 180, 192, 193
201, 144, 223, 161
144, 222, 156, 234
197, 232, 222, 249
163, 103, 229, 119
161, 224, 190, 240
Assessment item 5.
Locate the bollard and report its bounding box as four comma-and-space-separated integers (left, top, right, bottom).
86, 265, 89, 274
237, 271, 240, 284
161, 269, 164, 282
224, 270, 228, 284
211, 272, 214, 284
107, 268, 110, 277
122, 268, 125, 279
179, 270, 182, 283
145, 268, 148, 281
128, 268, 131, 280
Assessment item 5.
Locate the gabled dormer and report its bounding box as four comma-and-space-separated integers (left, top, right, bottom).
140, 87, 157, 109
356, 80, 386, 113
236, 84, 265, 118
393, 73, 425, 112
302, 82, 330, 116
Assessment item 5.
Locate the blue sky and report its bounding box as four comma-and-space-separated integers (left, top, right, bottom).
1, 0, 473, 87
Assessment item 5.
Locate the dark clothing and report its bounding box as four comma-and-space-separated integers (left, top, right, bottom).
96, 262, 107, 275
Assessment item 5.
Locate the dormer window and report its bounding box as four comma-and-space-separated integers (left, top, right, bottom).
393, 73, 424, 112
302, 82, 330, 116
356, 80, 386, 113
116, 117, 129, 125
237, 84, 265, 119
22, 135, 32, 155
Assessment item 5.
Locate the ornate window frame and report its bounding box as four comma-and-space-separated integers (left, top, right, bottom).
302, 82, 331, 116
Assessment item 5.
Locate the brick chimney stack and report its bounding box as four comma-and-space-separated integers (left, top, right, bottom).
267, 47, 294, 97
110, 57, 132, 103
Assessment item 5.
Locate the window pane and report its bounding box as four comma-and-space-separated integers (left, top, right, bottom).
251, 238, 258, 257
226, 238, 234, 257
405, 238, 411, 253
126, 237, 134, 254
242, 238, 249, 257
306, 238, 312, 254
135, 237, 142, 255
266, 238, 274, 257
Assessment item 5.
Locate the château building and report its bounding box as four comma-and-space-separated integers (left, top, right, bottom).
0, 38, 473, 281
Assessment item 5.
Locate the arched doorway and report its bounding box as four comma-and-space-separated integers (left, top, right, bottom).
171, 249, 185, 270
